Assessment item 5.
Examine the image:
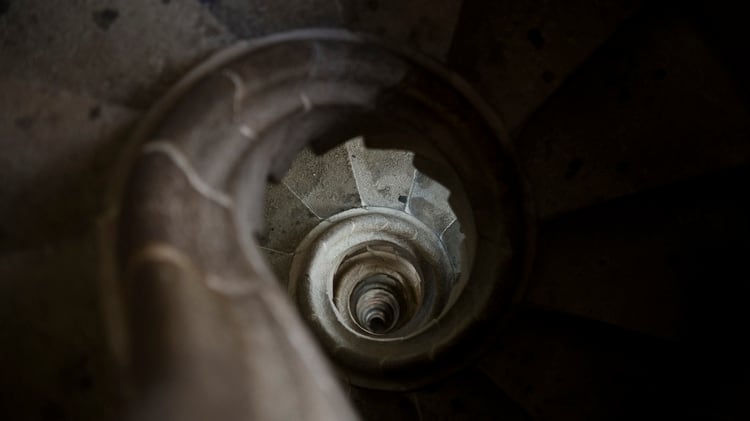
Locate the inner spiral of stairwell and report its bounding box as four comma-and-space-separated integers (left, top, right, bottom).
259, 136, 473, 340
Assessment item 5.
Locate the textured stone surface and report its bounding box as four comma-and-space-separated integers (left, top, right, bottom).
440, 218, 464, 276
0, 0, 234, 108
201, 0, 344, 39
117, 144, 359, 421
261, 181, 322, 254
283, 146, 362, 219
406, 171, 455, 235
346, 137, 415, 211
261, 248, 294, 287
0, 78, 138, 252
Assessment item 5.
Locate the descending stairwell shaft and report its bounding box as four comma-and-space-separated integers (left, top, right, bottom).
102, 29, 531, 418
262, 138, 472, 382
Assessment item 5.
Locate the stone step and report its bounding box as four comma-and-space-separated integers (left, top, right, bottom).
514, 5, 750, 220
262, 138, 460, 283
524, 163, 750, 340
448, 0, 641, 133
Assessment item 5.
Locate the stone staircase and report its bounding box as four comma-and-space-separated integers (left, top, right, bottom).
2, 1, 749, 420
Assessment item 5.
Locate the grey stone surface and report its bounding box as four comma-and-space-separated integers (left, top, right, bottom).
0, 78, 138, 251
114, 150, 359, 420
283, 146, 362, 219
201, 0, 344, 39
261, 181, 321, 254
406, 171, 455, 236
263, 139, 462, 291
440, 218, 464, 276
345, 137, 414, 211
261, 248, 294, 286
0, 0, 234, 108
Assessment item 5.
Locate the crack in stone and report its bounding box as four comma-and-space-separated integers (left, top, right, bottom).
281, 180, 323, 220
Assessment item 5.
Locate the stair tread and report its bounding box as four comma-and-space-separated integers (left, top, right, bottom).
515, 8, 750, 219
448, 0, 641, 132
262, 180, 321, 254
346, 137, 414, 211
405, 171, 455, 236
525, 162, 750, 343
282, 145, 362, 219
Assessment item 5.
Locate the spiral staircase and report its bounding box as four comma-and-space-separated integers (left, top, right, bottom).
2, 1, 750, 420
